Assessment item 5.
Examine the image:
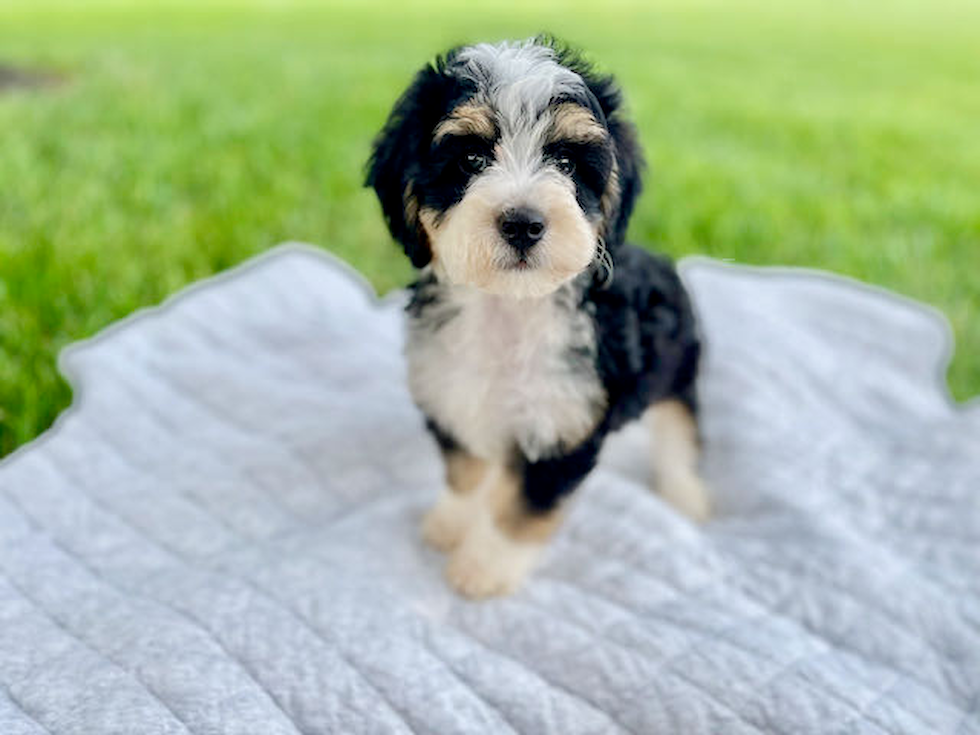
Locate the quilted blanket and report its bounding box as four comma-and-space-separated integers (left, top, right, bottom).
1, 243, 977, 734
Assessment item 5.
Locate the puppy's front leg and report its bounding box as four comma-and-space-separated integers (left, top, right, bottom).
444, 465, 558, 598
422, 447, 488, 552
446, 445, 597, 599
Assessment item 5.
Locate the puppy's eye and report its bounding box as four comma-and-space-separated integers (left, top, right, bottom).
460, 152, 489, 174
555, 156, 575, 175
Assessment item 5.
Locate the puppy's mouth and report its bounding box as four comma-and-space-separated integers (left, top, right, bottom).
502, 252, 539, 272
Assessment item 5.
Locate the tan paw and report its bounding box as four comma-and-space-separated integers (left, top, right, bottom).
446, 549, 524, 599
658, 472, 711, 523
445, 527, 537, 599
421, 503, 468, 552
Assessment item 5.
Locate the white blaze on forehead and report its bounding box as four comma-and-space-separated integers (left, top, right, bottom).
452, 40, 588, 134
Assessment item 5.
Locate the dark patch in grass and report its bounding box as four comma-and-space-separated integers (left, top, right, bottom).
0, 62, 65, 92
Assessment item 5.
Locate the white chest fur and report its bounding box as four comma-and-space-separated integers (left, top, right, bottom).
405, 279, 605, 463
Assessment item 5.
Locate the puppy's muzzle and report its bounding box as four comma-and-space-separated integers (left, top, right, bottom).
497, 207, 547, 255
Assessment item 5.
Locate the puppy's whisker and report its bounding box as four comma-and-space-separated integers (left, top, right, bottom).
594, 235, 614, 286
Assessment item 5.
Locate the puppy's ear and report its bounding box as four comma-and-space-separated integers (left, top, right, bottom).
586, 75, 645, 248
366, 61, 458, 268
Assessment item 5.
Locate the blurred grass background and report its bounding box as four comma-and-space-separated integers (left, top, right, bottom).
1, 0, 978, 456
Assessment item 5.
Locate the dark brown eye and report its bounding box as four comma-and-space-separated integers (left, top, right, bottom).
555, 156, 575, 175
461, 152, 489, 174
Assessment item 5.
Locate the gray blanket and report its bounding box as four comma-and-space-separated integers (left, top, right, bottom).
1, 243, 977, 734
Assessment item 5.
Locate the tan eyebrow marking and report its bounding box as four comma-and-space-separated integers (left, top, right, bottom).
433, 103, 497, 142
548, 102, 608, 144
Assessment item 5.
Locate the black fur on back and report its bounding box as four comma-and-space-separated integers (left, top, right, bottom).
513, 244, 700, 513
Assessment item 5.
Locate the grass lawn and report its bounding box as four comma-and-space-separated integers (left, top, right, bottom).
1, 0, 978, 456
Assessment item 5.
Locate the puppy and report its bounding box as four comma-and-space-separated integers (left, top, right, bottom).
367, 37, 708, 598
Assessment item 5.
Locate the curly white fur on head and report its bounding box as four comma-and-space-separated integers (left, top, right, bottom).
453, 41, 588, 130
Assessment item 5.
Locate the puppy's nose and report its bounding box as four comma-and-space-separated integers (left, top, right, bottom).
497, 207, 546, 252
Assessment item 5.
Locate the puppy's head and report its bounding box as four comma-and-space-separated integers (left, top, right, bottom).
367, 37, 643, 298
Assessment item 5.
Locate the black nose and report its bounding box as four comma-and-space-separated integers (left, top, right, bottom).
497, 207, 546, 252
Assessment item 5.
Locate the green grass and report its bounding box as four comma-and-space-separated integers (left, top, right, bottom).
1, 0, 978, 456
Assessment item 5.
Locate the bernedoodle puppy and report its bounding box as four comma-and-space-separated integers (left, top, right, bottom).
367, 37, 709, 598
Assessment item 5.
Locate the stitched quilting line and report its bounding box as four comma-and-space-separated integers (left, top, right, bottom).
526, 576, 794, 734
180, 297, 405, 445
539, 562, 773, 732
831, 669, 909, 735
452, 586, 676, 734
1, 482, 305, 734
135, 348, 334, 508
542, 558, 934, 734
222, 575, 424, 735
102, 358, 326, 525
745, 551, 978, 711
715, 517, 980, 618
701, 551, 954, 733
182, 296, 389, 393
177, 296, 419, 497
557, 528, 733, 623
57, 361, 392, 564
71, 427, 427, 735
576, 511, 966, 732
0, 676, 57, 735
443, 607, 638, 735
35, 449, 190, 558
4, 496, 305, 735
85, 419, 249, 545
668, 667, 774, 735
0, 566, 196, 735
11, 453, 409, 734
261, 574, 525, 735
150, 347, 409, 513
190, 281, 396, 393
287, 541, 628, 733
753, 599, 944, 734
413, 631, 522, 735
419, 605, 628, 734
180, 306, 314, 384
566, 492, 977, 724
734, 555, 966, 730
94, 359, 312, 527
80, 353, 430, 568
82, 399, 368, 559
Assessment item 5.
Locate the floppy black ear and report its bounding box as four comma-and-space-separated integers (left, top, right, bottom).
585, 74, 645, 248
366, 61, 459, 268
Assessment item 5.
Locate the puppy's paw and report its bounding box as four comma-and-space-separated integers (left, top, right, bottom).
445, 548, 526, 599
658, 472, 711, 523
421, 497, 470, 552
445, 527, 537, 599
